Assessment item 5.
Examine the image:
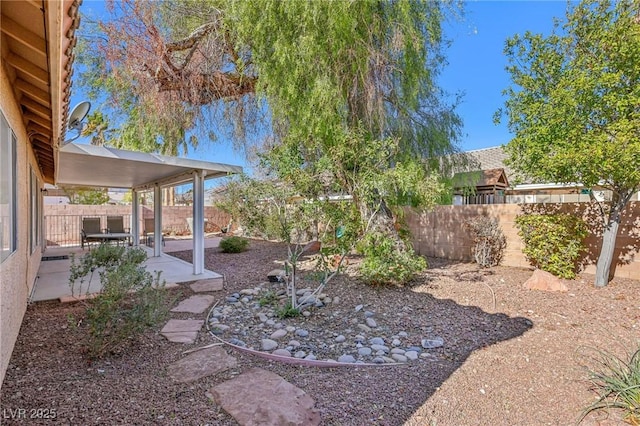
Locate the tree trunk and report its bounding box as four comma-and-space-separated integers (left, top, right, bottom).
594, 194, 631, 287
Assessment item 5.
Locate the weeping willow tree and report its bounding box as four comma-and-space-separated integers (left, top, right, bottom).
78, 0, 464, 281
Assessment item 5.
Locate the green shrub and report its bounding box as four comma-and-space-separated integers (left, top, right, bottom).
358, 232, 427, 285
580, 346, 640, 424
275, 301, 300, 318
219, 236, 249, 253
258, 290, 278, 307
515, 213, 588, 279
69, 245, 170, 359
465, 216, 507, 267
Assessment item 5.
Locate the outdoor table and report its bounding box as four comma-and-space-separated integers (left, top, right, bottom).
85, 232, 132, 247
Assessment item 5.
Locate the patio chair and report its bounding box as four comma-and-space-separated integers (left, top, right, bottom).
143, 218, 165, 247
80, 217, 103, 250
106, 216, 131, 246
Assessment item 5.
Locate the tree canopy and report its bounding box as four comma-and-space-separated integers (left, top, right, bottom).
498, 0, 640, 286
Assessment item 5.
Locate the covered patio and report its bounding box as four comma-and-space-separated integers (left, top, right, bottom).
55, 142, 242, 274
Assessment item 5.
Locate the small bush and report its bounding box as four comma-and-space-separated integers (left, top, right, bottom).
465, 216, 507, 267
258, 290, 278, 307
358, 232, 427, 285
515, 213, 588, 279
275, 301, 300, 318
69, 245, 170, 359
579, 346, 640, 424
219, 236, 249, 253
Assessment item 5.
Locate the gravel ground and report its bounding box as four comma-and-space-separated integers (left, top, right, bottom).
1, 239, 638, 425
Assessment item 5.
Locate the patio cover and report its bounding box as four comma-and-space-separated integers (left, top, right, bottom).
56, 142, 242, 190
55, 142, 242, 275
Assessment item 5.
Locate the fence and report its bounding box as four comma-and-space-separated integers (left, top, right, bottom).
404, 202, 640, 280
44, 204, 231, 248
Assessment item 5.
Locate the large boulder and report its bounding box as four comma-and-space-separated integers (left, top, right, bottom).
210, 368, 320, 426
523, 269, 568, 292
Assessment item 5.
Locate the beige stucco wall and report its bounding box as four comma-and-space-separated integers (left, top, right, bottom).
0, 65, 45, 388
406, 202, 640, 280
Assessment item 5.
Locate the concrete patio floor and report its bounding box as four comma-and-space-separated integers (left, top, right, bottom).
32, 237, 222, 302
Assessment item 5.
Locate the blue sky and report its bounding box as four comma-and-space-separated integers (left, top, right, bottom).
73, 0, 574, 170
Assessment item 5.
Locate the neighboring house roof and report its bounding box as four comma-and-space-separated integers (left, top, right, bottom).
0, 0, 79, 183
464, 146, 515, 182
452, 168, 509, 192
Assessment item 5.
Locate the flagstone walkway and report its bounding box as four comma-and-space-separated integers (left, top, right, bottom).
160, 279, 321, 425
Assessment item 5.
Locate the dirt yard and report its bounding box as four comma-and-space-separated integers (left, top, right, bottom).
1, 239, 637, 425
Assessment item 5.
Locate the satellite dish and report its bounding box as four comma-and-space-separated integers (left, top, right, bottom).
68, 101, 91, 132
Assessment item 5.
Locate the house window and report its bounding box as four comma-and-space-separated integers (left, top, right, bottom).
30, 168, 40, 253
1, 111, 17, 262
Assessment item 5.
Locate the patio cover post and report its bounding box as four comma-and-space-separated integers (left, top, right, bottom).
131, 189, 140, 246
193, 170, 205, 275
154, 184, 162, 257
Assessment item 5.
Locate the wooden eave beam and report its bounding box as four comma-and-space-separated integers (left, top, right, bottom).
0, 16, 47, 60
24, 112, 52, 130
27, 122, 52, 138
6, 53, 48, 85
22, 98, 51, 119
15, 79, 50, 107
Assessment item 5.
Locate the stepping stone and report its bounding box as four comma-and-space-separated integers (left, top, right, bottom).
190, 277, 224, 293
210, 368, 320, 426
171, 295, 216, 314
160, 319, 204, 343
167, 346, 237, 383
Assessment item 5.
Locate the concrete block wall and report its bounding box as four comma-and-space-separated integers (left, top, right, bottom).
405, 202, 640, 279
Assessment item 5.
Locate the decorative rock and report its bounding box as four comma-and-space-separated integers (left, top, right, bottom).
357, 324, 372, 333
305, 354, 317, 361
523, 269, 568, 292
228, 338, 246, 347
407, 346, 423, 353
295, 329, 309, 338
286, 326, 296, 333
335, 335, 346, 343
332, 297, 340, 305
270, 329, 287, 340
369, 337, 385, 345
288, 340, 301, 348
421, 337, 445, 349
382, 356, 396, 364
392, 354, 408, 363
261, 339, 278, 351
225, 296, 239, 303
338, 354, 356, 363
355, 335, 366, 343
405, 351, 419, 361
240, 297, 250, 303
168, 346, 237, 383
210, 368, 321, 426
210, 324, 230, 335
171, 295, 216, 314
266, 319, 276, 326
294, 351, 307, 359
364, 311, 375, 318
365, 318, 377, 328
355, 304, 364, 312
371, 344, 389, 353
273, 349, 292, 357
372, 357, 385, 364
258, 313, 269, 323
358, 347, 372, 356
302, 311, 311, 317
391, 348, 406, 355
392, 339, 401, 347
398, 331, 408, 337
296, 288, 312, 296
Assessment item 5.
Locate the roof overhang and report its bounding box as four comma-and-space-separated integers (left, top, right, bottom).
57, 143, 242, 190
1, 0, 78, 183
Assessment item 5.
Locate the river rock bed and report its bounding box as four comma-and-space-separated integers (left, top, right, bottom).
208, 283, 445, 364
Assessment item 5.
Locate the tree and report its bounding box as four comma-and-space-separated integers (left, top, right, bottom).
497, 0, 640, 286
67, 188, 111, 205
79, 0, 463, 272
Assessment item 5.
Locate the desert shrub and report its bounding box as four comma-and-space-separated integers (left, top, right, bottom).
579, 346, 640, 424
358, 232, 427, 285
465, 216, 507, 267
515, 213, 588, 279
219, 236, 249, 253
275, 301, 301, 318
69, 245, 170, 359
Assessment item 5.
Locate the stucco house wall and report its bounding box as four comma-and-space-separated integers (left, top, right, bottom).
0, 65, 45, 387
